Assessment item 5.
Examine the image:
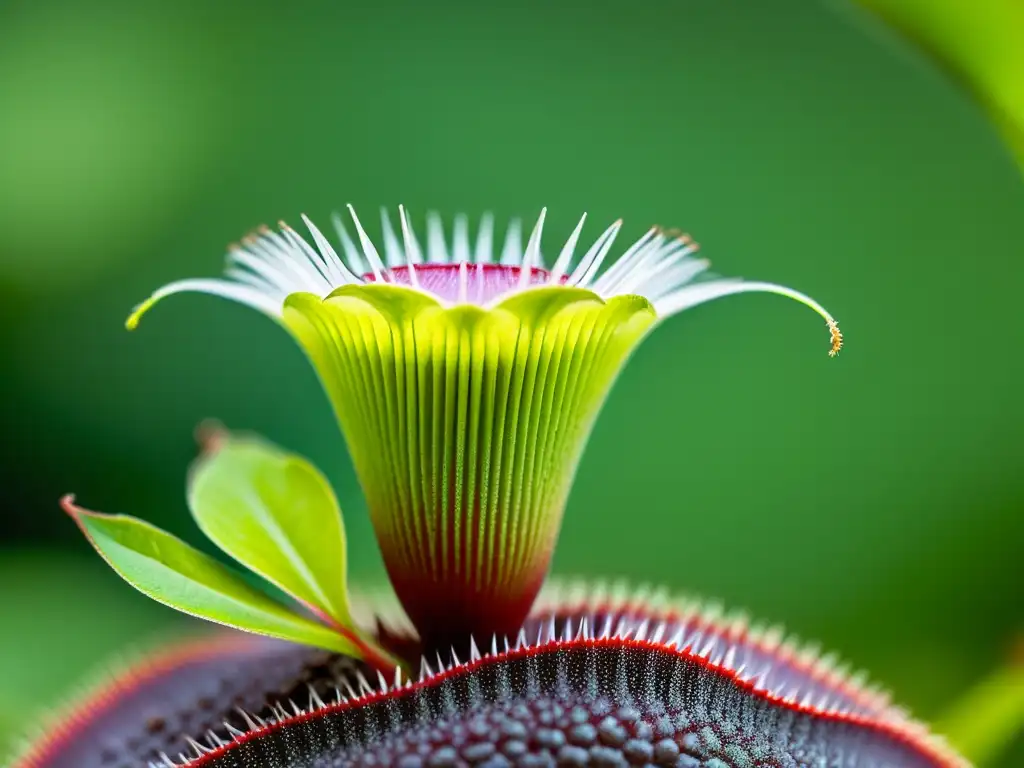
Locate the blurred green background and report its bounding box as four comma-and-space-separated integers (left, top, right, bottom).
1, 0, 1021, 764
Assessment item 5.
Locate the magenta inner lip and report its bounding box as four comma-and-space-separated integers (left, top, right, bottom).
361, 263, 568, 303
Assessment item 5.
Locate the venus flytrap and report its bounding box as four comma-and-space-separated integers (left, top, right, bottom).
124, 207, 840, 651
14, 205, 979, 768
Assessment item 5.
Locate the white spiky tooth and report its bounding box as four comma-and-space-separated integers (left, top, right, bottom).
419, 656, 434, 682
224, 722, 245, 739
159, 753, 177, 768
427, 211, 448, 263
396, 205, 423, 275
185, 736, 210, 756
452, 213, 471, 263
517, 628, 530, 649
475, 212, 494, 263
546, 616, 557, 643
500, 218, 522, 265
503, 635, 511, 653
308, 684, 325, 710
330, 211, 364, 273
699, 637, 717, 659
634, 619, 650, 642
301, 213, 355, 284
577, 616, 590, 641
666, 628, 685, 649
236, 708, 260, 730
562, 617, 575, 642
490, 634, 499, 657
468, 636, 481, 662
722, 644, 737, 671
568, 219, 621, 287
394, 665, 403, 688
600, 614, 614, 639
377, 669, 389, 693
754, 666, 772, 690
342, 677, 358, 700
683, 629, 702, 654
346, 204, 386, 281
649, 620, 666, 645
355, 670, 374, 695
518, 207, 546, 290
379, 207, 403, 268
550, 213, 586, 282
206, 730, 225, 748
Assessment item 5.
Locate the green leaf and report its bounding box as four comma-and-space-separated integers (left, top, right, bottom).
936, 646, 1024, 767
187, 432, 353, 628
855, 0, 1024, 172
61, 495, 360, 655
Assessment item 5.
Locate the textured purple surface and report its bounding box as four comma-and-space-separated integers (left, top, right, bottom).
192, 644, 941, 768
16, 604, 958, 768
20, 636, 334, 768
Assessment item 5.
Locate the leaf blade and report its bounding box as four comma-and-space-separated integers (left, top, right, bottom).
187, 433, 352, 627
855, 0, 1024, 173
62, 495, 360, 656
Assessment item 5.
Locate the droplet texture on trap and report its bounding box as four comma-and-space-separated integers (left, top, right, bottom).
192, 643, 947, 768
14, 635, 343, 768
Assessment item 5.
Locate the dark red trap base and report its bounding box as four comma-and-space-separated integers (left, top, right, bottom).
385, 562, 546, 657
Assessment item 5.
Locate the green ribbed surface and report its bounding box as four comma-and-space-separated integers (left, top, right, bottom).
283, 284, 655, 641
